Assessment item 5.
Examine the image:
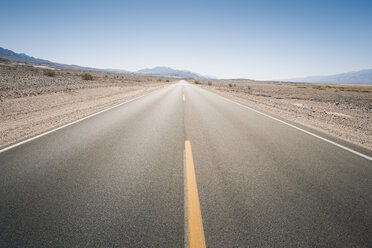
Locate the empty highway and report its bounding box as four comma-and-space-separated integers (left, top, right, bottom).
1, 81, 372, 247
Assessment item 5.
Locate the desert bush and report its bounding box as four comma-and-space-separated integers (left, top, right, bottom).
44, 69, 56, 77
166, 80, 170, 82
81, 73, 93, 80
312, 85, 325, 90
208, 81, 212, 86
194, 80, 200, 84
228, 83, 233, 87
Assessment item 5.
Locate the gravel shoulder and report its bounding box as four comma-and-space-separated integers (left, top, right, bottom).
0, 63, 172, 149
198, 80, 372, 151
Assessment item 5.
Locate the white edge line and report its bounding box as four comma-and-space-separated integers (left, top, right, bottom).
0, 85, 173, 153
197, 85, 372, 162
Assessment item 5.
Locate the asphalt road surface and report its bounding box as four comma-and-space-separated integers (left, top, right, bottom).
1, 81, 372, 247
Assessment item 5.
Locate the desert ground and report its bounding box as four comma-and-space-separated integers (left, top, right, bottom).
0, 62, 173, 149
197, 79, 372, 150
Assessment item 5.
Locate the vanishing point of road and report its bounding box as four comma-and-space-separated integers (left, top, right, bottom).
1, 81, 372, 247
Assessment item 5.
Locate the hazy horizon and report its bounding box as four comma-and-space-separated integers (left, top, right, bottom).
1, 0, 372, 80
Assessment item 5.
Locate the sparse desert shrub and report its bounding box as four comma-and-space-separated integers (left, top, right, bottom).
312, 85, 324, 90
166, 80, 170, 82
228, 83, 233, 87
194, 80, 200, 84
208, 81, 212, 86
44, 69, 56, 77
157, 79, 162, 82
81, 73, 93, 80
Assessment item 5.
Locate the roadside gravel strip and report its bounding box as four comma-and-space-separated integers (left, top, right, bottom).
0, 85, 167, 149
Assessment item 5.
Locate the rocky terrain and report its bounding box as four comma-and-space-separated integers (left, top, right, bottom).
0, 62, 174, 148
198, 79, 372, 150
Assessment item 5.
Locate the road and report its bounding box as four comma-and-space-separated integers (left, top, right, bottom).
1, 81, 372, 247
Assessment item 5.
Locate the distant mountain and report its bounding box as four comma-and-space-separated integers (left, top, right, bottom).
0, 47, 100, 71
0, 47, 215, 78
136, 66, 214, 79
0, 47, 51, 65
286, 69, 372, 85
104, 68, 129, 73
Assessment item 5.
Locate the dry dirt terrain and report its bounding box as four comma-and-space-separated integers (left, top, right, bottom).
0, 62, 174, 149
198, 79, 372, 150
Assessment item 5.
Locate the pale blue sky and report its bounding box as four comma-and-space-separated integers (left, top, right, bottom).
1, 0, 372, 79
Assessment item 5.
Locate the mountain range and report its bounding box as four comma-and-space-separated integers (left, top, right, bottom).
0, 47, 213, 79
136, 66, 215, 79
2, 47, 371, 84
0, 47, 98, 71
285, 69, 372, 85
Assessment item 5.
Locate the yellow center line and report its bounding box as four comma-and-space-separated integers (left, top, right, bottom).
185, 140, 206, 248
